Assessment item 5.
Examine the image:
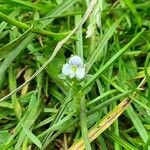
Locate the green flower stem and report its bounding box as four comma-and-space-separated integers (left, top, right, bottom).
80, 91, 92, 150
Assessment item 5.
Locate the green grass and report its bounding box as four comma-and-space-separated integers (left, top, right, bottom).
0, 0, 150, 150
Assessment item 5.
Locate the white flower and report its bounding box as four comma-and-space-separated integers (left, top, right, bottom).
62, 55, 85, 80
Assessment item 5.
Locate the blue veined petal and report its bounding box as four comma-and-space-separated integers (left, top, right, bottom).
69, 55, 83, 67
62, 64, 71, 76
75, 67, 85, 79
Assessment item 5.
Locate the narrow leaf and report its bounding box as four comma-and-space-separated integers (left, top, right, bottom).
83, 29, 145, 90
126, 105, 148, 143
0, 26, 33, 59
20, 122, 42, 149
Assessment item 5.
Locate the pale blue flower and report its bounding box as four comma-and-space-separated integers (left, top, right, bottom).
62, 55, 85, 80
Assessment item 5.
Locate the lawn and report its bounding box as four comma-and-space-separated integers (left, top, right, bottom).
0, 0, 150, 150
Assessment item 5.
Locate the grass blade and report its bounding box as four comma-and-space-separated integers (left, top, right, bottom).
69, 78, 146, 150
0, 33, 34, 82
0, 26, 33, 59
80, 93, 91, 150
105, 130, 138, 150
69, 97, 132, 150
122, 0, 141, 26
126, 105, 148, 143
20, 122, 42, 149
83, 29, 145, 90
86, 17, 123, 72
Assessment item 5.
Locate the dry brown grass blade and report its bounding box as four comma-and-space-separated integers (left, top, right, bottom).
69, 78, 146, 150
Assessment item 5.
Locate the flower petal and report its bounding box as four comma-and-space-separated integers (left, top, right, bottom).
69, 55, 83, 67
62, 64, 71, 76
75, 67, 85, 79
69, 70, 76, 78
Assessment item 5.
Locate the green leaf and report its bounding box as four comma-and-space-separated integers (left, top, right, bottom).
7, 0, 48, 12
20, 122, 42, 149
143, 135, 150, 150
0, 130, 11, 146
15, 92, 42, 149
43, 0, 78, 25
0, 30, 34, 83
0, 10, 19, 33
0, 26, 33, 59
123, 0, 142, 26
126, 105, 148, 143
83, 29, 145, 90
69, 97, 132, 150
86, 17, 123, 72
80, 93, 91, 150
105, 130, 138, 150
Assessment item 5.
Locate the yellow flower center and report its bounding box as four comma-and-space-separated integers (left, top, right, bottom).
71, 65, 77, 72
